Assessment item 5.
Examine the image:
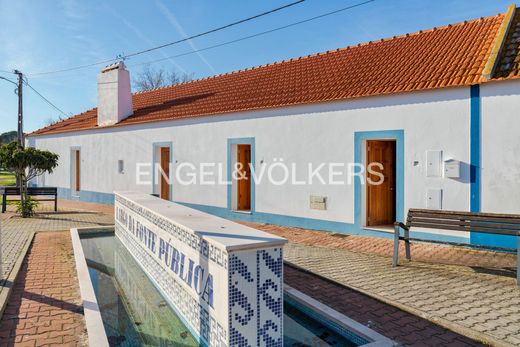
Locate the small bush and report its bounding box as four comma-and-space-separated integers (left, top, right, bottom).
16, 196, 39, 217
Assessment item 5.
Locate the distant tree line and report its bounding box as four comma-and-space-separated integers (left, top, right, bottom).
0, 131, 17, 145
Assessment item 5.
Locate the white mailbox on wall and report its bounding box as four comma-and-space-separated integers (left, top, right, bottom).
444, 159, 460, 178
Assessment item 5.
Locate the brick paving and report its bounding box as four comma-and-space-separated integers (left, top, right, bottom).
1, 203, 114, 302
240, 222, 520, 346
2, 198, 519, 345
1, 227, 33, 287
0, 201, 114, 345
0, 232, 87, 346
242, 222, 517, 271
284, 265, 484, 346
282, 242, 520, 346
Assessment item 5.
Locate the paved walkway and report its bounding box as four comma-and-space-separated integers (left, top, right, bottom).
284, 243, 520, 346
0, 232, 87, 346
0, 201, 115, 347
2, 198, 519, 346
243, 222, 517, 271
1, 203, 114, 310
284, 265, 483, 346
243, 222, 520, 346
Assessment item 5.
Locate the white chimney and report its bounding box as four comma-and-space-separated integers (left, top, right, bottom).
97, 62, 133, 127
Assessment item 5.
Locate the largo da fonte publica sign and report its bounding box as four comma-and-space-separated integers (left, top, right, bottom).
116, 205, 214, 307
114, 192, 287, 347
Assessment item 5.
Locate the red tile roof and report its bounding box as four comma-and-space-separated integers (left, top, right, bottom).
31, 13, 507, 136
494, 10, 520, 79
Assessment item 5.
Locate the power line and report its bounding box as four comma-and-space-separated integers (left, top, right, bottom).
0, 76, 18, 86
28, 0, 306, 76
130, 0, 375, 68
24, 81, 70, 117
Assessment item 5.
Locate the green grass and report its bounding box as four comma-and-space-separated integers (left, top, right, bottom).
0, 171, 16, 186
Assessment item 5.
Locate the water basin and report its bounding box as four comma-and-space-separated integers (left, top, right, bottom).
78, 230, 387, 346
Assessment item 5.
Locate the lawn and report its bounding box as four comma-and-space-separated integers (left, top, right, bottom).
0, 171, 16, 206
0, 171, 16, 186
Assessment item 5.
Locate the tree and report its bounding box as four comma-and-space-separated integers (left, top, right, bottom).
0, 131, 17, 145
133, 66, 193, 92
0, 143, 59, 217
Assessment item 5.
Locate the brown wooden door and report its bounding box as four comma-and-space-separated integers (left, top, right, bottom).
237, 144, 251, 210
160, 147, 170, 200
75, 150, 80, 192
366, 140, 395, 226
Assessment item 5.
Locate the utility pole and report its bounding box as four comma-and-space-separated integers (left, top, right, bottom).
14, 70, 23, 147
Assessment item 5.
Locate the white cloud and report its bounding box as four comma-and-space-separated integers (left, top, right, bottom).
104, 3, 188, 74
155, 0, 216, 74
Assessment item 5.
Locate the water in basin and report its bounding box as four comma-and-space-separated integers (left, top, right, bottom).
81, 231, 364, 346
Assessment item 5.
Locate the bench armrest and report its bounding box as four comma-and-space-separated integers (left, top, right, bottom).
394, 221, 409, 231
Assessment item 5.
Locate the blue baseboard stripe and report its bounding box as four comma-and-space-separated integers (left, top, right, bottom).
52, 187, 501, 247
176, 202, 470, 244
57, 187, 115, 205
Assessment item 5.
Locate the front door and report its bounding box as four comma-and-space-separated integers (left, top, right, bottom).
75, 150, 80, 192
366, 140, 396, 226
237, 144, 251, 211
160, 147, 170, 200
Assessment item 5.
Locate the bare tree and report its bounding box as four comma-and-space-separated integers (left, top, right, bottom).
133, 66, 193, 92
45, 117, 56, 126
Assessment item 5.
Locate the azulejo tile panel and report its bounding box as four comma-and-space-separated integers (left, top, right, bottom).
116, 195, 228, 270
114, 192, 286, 347
228, 248, 284, 347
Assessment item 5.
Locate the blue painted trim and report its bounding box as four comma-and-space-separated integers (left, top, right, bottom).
227, 137, 255, 212
176, 201, 470, 244
470, 84, 481, 213
57, 187, 114, 205
354, 130, 405, 226
152, 142, 173, 201
467, 86, 514, 248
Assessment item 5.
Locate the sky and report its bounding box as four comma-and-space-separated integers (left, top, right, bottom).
0, 0, 514, 134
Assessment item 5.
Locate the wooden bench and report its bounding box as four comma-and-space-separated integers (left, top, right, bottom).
393, 208, 520, 284
1, 187, 58, 213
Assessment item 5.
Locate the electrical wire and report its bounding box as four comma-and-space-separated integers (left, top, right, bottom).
0, 76, 17, 86
130, 0, 375, 68
24, 81, 70, 117
28, 0, 306, 76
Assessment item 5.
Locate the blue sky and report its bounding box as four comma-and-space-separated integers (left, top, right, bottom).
0, 0, 513, 134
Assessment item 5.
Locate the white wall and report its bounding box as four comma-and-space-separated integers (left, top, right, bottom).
31, 86, 473, 224
481, 79, 520, 214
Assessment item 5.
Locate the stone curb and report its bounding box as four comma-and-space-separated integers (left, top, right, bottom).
0, 231, 35, 320
284, 261, 510, 347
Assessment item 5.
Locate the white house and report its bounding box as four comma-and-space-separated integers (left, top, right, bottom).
28, 5, 520, 248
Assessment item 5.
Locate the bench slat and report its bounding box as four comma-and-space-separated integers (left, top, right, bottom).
408, 208, 520, 219
401, 237, 517, 253
410, 222, 519, 236
410, 217, 520, 231
409, 212, 520, 225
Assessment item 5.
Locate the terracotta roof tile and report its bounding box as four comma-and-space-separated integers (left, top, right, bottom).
494, 10, 520, 79
31, 13, 506, 136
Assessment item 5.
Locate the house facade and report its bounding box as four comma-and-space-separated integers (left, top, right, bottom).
28, 6, 520, 247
